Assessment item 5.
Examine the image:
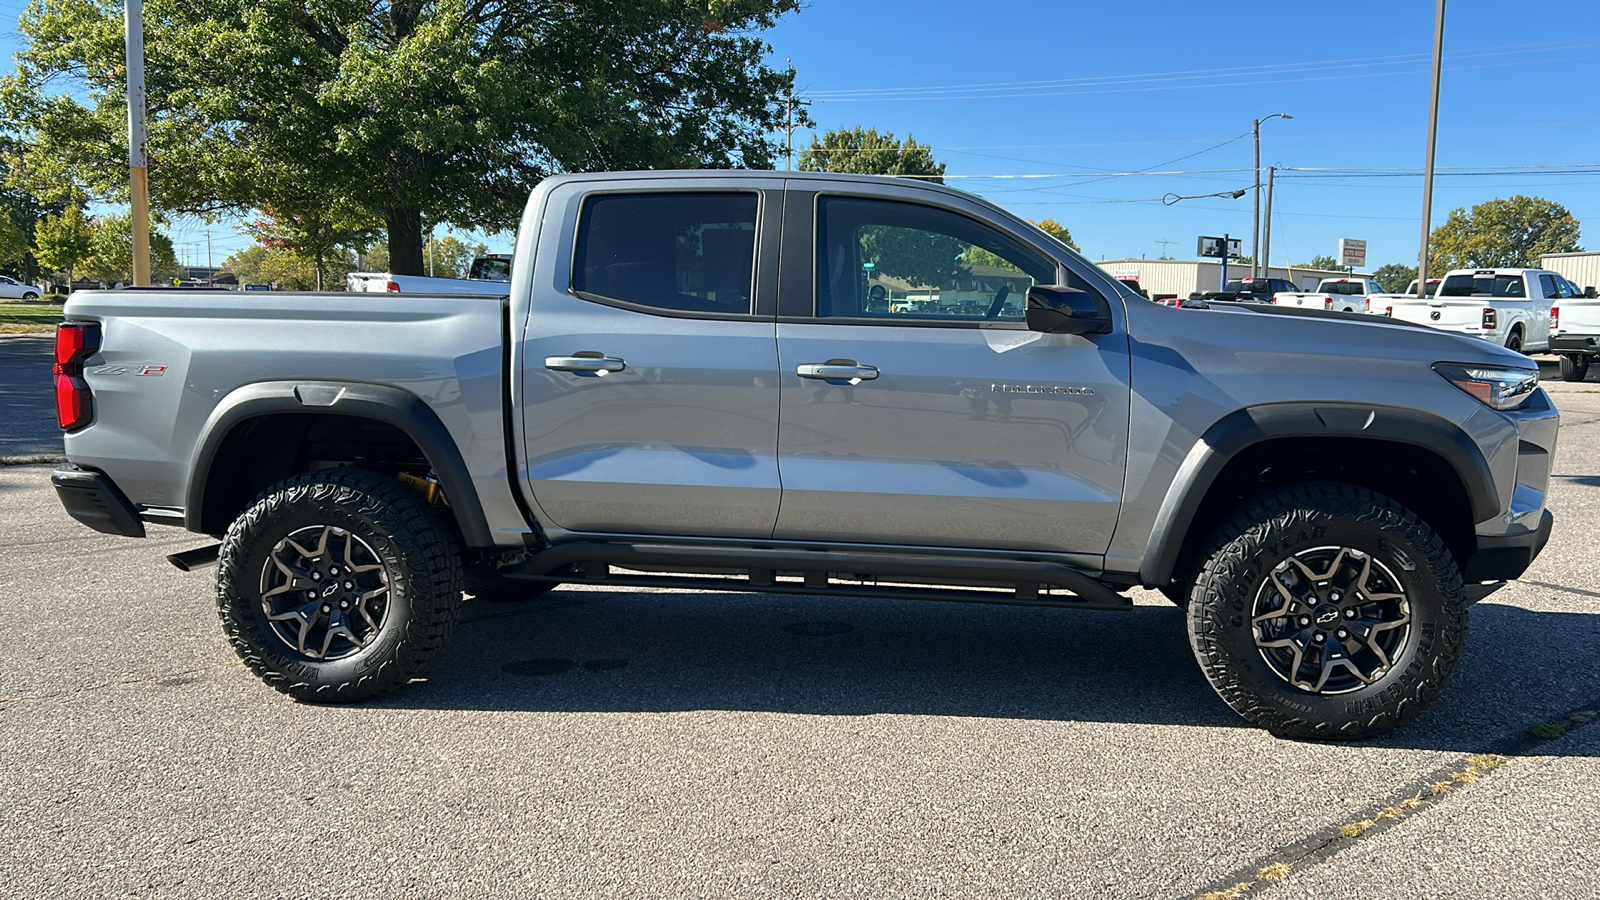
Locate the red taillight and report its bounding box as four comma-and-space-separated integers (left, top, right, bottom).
1483, 308, 1497, 329
54, 323, 99, 431
1552, 306, 1560, 330
1323, 298, 1334, 310
385, 280, 401, 292
1385, 306, 1393, 317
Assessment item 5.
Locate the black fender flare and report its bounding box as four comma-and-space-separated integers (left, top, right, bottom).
1139, 402, 1499, 586
186, 380, 495, 548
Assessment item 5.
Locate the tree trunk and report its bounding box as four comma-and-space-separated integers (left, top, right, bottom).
385, 206, 424, 276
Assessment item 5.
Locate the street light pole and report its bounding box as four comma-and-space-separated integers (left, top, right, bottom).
124, 0, 150, 286
1251, 113, 1292, 279
1417, 0, 1447, 298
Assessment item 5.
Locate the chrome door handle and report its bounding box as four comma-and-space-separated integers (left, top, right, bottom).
545, 352, 626, 375
796, 361, 879, 381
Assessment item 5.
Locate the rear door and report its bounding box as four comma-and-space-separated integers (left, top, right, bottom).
518, 178, 783, 538
771, 183, 1130, 554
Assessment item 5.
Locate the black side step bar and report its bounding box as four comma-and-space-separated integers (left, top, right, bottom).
506, 541, 1131, 610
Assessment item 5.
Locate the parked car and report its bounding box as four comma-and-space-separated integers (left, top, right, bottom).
1385, 268, 1559, 354
0, 274, 42, 300
50, 170, 1556, 741
1274, 277, 1387, 313
1546, 275, 1600, 381
1200, 277, 1298, 304
347, 255, 514, 294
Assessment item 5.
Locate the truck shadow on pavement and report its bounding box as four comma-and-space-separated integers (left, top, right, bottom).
382, 588, 1600, 753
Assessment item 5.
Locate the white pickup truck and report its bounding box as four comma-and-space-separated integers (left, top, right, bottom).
1548, 275, 1600, 381
346, 254, 514, 294
1385, 268, 1564, 354
1273, 277, 1387, 314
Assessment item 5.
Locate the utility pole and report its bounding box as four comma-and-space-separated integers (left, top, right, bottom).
1262, 166, 1276, 277
1251, 113, 1292, 279
124, 0, 150, 286
1417, 0, 1447, 298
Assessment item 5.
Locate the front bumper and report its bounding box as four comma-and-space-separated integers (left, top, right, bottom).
1550, 334, 1600, 354
51, 465, 145, 538
1463, 508, 1552, 582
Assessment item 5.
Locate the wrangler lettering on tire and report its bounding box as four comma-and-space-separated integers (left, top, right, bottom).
1186, 482, 1467, 740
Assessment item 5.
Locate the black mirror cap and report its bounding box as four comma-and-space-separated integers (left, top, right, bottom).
1025, 284, 1112, 335
1586, 286, 1598, 299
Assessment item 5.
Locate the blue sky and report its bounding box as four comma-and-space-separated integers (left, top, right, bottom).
4, 1, 1598, 271
768, 0, 1600, 269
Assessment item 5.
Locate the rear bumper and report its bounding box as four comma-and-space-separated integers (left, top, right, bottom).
1550, 334, 1600, 354
1463, 509, 1552, 582
51, 465, 145, 538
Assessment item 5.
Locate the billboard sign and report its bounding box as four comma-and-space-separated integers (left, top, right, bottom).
1197, 236, 1243, 259
1338, 238, 1367, 268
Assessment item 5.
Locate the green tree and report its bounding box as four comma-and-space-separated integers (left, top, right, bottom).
423, 235, 490, 280
1428, 196, 1581, 270
249, 200, 376, 290
0, 212, 26, 271
1372, 263, 1417, 293
1295, 254, 1344, 272
1033, 218, 1080, 253
85, 215, 180, 284
3, 0, 804, 276
32, 207, 94, 285
224, 243, 326, 290
798, 128, 945, 182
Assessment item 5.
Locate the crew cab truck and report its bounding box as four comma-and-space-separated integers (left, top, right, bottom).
1548, 275, 1600, 381
1386, 268, 1559, 354
1273, 277, 1387, 313
50, 171, 1557, 741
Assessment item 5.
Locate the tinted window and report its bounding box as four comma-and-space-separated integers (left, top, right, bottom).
814, 198, 1057, 321
1325, 281, 1365, 295
574, 193, 757, 315
1441, 273, 1527, 298
470, 256, 512, 282
1538, 274, 1559, 298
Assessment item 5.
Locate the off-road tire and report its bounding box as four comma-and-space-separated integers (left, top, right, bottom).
1187, 482, 1467, 740
1560, 354, 1589, 383
216, 467, 464, 702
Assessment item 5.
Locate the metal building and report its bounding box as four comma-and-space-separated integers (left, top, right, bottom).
1094, 259, 1352, 300
1540, 252, 1600, 292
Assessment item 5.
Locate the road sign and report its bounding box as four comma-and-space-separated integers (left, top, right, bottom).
1197, 236, 1243, 260
1338, 238, 1367, 268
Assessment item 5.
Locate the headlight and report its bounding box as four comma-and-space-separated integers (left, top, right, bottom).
1433, 362, 1539, 410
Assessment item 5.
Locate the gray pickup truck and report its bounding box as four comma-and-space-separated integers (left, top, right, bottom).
51, 171, 1556, 740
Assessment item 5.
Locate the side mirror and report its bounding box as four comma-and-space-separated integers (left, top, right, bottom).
1586, 286, 1597, 299
1025, 284, 1112, 335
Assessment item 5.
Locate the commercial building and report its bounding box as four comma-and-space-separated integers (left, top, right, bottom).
1539, 252, 1600, 292
1094, 259, 1352, 300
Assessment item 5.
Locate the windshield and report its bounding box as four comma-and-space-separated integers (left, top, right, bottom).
1440, 273, 1526, 298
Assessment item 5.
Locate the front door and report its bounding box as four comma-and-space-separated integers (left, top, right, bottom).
773, 189, 1130, 554
519, 183, 782, 538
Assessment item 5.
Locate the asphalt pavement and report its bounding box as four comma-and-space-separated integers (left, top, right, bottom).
0, 334, 60, 461
1, 341, 1598, 898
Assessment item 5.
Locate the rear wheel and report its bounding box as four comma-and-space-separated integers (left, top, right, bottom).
1505, 329, 1524, 353
22, 291, 39, 301
216, 468, 464, 702
1187, 482, 1467, 740
1560, 354, 1590, 383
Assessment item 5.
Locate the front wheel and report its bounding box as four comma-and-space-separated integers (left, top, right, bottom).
1187, 482, 1467, 740
22, 291, 39, 301
216, 467, 464, 702
1560, 354, 1590, 383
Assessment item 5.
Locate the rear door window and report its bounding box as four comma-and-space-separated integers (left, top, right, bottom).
573, 192, 758, 316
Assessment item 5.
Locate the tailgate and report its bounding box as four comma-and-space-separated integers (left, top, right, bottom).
1274, 293, 1327, 309
1556, 299, 1600, 335
1388, 298, 1484, 331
